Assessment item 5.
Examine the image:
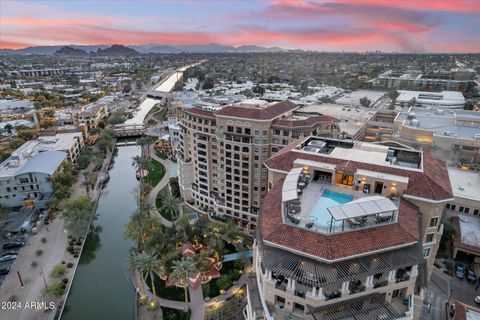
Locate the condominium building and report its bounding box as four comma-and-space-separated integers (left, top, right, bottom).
373, 69, 476, 93
0, 148, 67, 208
71, 102, 108, 130
245, 137, 452, 320
177, 100, 341, 232
0, 132, 84, 208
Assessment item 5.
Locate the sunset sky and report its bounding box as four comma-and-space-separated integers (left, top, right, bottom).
1, 0, 479, 52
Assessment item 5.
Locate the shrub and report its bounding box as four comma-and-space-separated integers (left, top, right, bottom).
62, 278, 69, 284
61, 261, 66, 264
31, 261, 38, 268
41, 237, 47, 244
50, 265, 67, 279
66, 263, 74, 268
74, 254, 79, 258
43, 282, 65, 297
35, 250, 43, 256
75, 239, 82, 246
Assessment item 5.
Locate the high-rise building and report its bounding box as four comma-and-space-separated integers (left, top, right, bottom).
177, 100, 340, 233
245, 137, 452, 320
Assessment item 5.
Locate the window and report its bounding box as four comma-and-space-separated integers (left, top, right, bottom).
425, 233, 434, 243
446, 203, 451, 209
423, 248, 430, 257
464, 208, 470, 214
450, 204, 456, 211
429, 217, 439, 228
283, 130, 289, 136
273, 129, 280, 135
262, 130, 267, 136
459, 206, 465, 213
254, 130, 259, 136
474, 209, 479, 216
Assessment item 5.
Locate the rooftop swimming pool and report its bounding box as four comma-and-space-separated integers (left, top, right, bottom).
308, 190, 353, 228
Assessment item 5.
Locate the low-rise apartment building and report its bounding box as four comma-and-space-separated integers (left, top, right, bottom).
245, 137, 452, 320
177, 100, 341, 233
394, 107, 480, 164
71, 102, 108, 130
0, 148, 67, 208
445, 167, 480, 217
0, 132, 84, 208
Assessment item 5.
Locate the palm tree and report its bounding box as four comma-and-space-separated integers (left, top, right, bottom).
136, 251, 162, 306
127, 255, 147, 303
170, 257, 197, 309
160, 193, 180, 219
132, 155, 151, 186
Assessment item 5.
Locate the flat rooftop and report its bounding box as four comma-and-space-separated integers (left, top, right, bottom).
0, 133, 79, 178
395, 106, 480, 141
397, 90, 465, 107
458, 214, 480, 250
299, 103, 375, 136
335, 90, 386, 106
447, 167, 480, 202
295, 137, 423, 171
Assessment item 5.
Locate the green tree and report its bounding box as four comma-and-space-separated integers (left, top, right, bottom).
137, 250, 162, 305
160, 194, 180, 220
359, 96, 371, 108
252, 85, 265, 95
62, 196, 94, 239
464, 100, 474, 110
123, 83, 132, 94
170, 257, 197, 309
4, 124, 13, 133
202, 78, 214, 90
107, 111, 124, 125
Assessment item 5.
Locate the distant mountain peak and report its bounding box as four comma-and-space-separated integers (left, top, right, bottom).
54, 46, 88, 55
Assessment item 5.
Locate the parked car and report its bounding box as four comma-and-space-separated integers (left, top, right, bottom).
1, 250, 19, 257
455, 263, 465, 279
0, 266, 11, 276
2, 242, 24, 250
476, 296, 480, 305
466, 268, 477, 284
0, 255, 17, 262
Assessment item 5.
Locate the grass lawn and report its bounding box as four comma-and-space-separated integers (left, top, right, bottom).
146, 159, 165, 187
147, 119, 157, 126
146, 273, 186, 301
156, 188, 176, 221
162, 307, 190, 320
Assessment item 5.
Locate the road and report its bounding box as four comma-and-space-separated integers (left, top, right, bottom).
423, 266, 479, 320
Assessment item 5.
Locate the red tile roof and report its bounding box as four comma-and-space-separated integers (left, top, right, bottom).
260, 178, 421, 260
184, 107, 216, 118
271, 114, 338, 128
264, 138, 452, 201
214, 100, 298, 120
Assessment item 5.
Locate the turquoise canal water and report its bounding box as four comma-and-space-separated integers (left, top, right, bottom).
62, 145, 139, 320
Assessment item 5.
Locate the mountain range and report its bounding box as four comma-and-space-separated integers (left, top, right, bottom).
0, 43, 289, 55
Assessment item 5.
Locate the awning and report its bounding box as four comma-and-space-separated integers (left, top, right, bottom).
328, 196, 398, 221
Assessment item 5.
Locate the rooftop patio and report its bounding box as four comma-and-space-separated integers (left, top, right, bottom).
282, 169, 400, 235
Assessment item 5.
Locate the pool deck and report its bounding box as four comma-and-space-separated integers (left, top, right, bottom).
297, 182, 360, 222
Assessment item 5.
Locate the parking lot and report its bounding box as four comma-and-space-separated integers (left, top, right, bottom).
0, 207, 44, 288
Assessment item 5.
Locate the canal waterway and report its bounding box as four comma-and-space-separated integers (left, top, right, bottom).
62, 144, 139, 320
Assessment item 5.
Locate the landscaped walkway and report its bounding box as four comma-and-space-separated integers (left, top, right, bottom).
133, 144, 208, 319
147, 144, 175, 227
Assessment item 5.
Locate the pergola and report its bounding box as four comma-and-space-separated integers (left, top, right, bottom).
282, 167, 304, 202
306, 292, 404, 320
258, 241, 423, 288
327, 196, 398, 232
